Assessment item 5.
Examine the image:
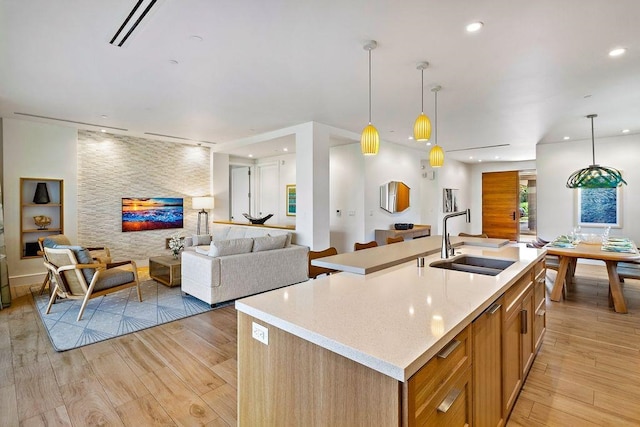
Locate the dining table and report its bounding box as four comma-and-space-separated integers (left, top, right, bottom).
546, 239, 640, 313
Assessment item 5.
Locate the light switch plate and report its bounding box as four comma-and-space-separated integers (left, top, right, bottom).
252, 322, 269, 345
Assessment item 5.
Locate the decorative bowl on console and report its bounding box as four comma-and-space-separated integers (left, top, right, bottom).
243, 213, 274, 224
394, 223, 414, 230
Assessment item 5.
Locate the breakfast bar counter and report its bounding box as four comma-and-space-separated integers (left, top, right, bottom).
236, 243, 546, 425
311, 234, 510, 275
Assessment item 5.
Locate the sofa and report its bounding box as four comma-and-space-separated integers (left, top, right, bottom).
181, 224, 309, 306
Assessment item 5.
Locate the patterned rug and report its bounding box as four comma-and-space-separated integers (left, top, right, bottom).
32, 279, 217, 351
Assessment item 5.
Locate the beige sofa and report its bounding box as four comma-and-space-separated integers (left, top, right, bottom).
181, 225, 309, 306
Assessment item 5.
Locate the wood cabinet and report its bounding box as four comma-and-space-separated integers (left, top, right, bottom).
20, 178, 64, 259
473, 298, 504, 427
405, 327, 472, 427
502, 259, 545, 419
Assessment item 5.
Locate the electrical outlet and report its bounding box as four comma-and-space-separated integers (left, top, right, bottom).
252, 322, 269, 345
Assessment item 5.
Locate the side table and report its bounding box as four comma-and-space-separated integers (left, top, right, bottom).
149, 255, 181, 287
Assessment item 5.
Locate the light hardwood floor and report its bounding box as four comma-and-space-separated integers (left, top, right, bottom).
1, 264, 640, 426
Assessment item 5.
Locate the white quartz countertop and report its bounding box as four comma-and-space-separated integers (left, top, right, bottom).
311, 235, 509, 274
236, 244, 545, 382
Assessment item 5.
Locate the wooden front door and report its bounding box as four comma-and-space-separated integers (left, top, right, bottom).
482, 171, 519, 240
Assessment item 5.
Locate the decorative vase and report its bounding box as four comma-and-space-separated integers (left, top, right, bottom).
33, 182, 51, 204
33, 215, 52, 230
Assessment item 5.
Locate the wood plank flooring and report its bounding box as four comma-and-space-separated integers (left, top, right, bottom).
1, 264, 639, 426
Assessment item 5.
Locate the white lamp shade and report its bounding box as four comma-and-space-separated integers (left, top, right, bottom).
192, 196, 215, 210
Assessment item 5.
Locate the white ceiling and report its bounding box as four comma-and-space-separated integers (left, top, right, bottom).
2, 0, 640, 163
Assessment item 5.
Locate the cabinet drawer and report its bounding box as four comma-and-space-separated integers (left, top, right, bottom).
407, 326, 471, 425
413, 365, 472, 427
504, 273, 533, 315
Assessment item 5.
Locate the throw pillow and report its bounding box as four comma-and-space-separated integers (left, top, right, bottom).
51, 244, 96, 284
192, 235, 212, 246
195, 246, 210, 255
208, 238, 254, 257
211, 226, 231, 242
269, 232, 292, 247
253, 234, 287, 252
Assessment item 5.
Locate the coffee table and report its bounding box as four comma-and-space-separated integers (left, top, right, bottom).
149, 255, 181, 287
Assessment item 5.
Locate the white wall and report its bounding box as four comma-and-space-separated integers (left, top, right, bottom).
329, 143, 365, 253
256, 153, 296, 227
427, 159, 473, 236
3, 119, 78, 294
537, 134, 639, 242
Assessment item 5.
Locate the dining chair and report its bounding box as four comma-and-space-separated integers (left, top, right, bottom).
354, 241, 378, 251
308, 247, 339, 279
386, 236, 404, 245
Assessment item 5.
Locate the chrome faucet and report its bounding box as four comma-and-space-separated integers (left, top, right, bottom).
441, 209, 471, 258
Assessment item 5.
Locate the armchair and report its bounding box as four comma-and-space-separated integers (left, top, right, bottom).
37, 234, 112, 295
44, 247, 141, 321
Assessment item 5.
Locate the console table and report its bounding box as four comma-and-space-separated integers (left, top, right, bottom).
375, 225, 431, 245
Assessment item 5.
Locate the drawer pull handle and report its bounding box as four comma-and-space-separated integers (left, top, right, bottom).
437, 339, 461, 359
521, 309, 528, 334
489, 303, 502, 315
537, 309, 546, 317
437, 387, 462, 413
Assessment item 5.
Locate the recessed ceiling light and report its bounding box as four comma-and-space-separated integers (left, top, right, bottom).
408, 136, 414, 140
478, 159, 482, 162
283, 148, 288, 152
100, 129, 106, 133
469, 156, 473, 159
495, 156, 500, 159
583, 94, 592, 99
466, 22, 484, 32
169, 59, 179, 65
622, 129, 630, 133
563, 136, 570, 140
609, 47, 627, 57
101, 115, 108, 119
189, 35, 203, 42
426, 142, 431, 146
248, 154, 253, 158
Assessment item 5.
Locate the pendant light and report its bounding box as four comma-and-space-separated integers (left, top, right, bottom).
413, 62, 432, 143
566, 114, 627, 188
361, 40, 379, 155
429, 85, 444, 167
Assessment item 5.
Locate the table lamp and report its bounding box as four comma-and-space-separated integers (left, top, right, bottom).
192, 196, 215, 235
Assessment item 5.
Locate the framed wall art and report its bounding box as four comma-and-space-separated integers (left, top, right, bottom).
286, 185, 296, 216
576, 186, 622, 228
443, 188, 459, 213
122, 197, 184, 232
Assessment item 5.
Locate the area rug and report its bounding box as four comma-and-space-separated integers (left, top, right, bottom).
32, 279, 218, 351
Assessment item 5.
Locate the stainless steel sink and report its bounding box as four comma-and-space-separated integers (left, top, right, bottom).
429, 255, 515, 276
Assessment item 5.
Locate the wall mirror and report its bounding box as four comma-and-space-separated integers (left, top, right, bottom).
380, 181, 410, 213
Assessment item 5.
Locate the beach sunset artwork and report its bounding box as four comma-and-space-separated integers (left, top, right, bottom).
122, 197, 183, 232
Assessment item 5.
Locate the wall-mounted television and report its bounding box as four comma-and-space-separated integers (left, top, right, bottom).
122, 197, 183, 232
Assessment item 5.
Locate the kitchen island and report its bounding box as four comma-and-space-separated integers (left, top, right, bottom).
236, 242, 546, 426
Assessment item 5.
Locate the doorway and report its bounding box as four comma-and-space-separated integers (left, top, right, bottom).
519, 171, 537, 238
481, 170, 537, 241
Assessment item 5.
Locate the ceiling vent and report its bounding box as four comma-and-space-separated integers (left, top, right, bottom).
446, 143, 510, 153
110, 0, 159, 47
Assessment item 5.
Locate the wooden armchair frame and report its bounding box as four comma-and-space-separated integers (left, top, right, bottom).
44, 247, 141, 321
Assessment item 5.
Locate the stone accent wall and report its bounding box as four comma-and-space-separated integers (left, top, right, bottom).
78, 131, 210, 260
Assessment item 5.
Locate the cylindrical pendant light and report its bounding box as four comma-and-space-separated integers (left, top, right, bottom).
429, 85, 444, 167
413, 62, 432, 143
361, 40, 379, 155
